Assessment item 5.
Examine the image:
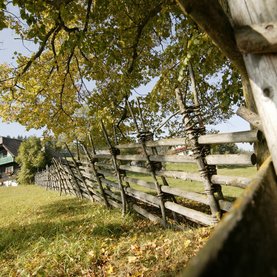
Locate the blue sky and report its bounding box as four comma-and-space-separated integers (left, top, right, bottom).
0, 28, 43, 138
0, 27, 252, 149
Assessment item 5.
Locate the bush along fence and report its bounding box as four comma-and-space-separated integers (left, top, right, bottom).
35, 101, 260, 228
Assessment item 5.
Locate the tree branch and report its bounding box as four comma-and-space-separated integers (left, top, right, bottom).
51, 25, 62, 71
58, 11, 79, 33
127, 1, 164, 74
175, 0, 247, 79
54, 49, 75, 120
83, 0, 93, 33
16, 25, 57, 80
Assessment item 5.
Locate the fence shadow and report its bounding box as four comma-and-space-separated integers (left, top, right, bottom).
0, 197, 163, 258
36, 197, 93, 219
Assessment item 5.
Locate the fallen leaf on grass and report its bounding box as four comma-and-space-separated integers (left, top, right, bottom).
184, 239, 191, 248
127, 256, 138, 263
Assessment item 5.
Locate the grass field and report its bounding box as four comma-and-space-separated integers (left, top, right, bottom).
0, 166, 256, 276
0, 185, 211, 276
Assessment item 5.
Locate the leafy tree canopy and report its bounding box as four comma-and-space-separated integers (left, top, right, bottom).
16, 136, 46, 184
0, 0, 243, 144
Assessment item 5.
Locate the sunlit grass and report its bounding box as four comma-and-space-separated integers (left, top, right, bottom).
0, 164, 256, 275
0, 185, 211, 276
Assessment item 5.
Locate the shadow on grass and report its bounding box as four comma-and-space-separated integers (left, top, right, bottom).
0, 195, 208, 277
0, 197, 158, 258
0, 218, 84, 254
36, 197, 93, 219
92, 223, 128, 238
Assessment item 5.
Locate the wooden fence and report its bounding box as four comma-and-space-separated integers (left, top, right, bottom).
35, 125, 259, 227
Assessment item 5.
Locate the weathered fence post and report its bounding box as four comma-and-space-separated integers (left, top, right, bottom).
101, 121, 128, 216
127, 101, 168, 227
65, 143, 93, 200
63, 149, 83, 198
81, 141, 110, 208
227, 0, 277, 174
175, 62, 221, 222
52, 158, 67, 196
137, 98, 179, 223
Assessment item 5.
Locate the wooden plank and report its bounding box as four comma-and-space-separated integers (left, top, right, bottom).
95, 162, 114, 170
71, 172, 83, 182
180, 158, 277, 277
211, 175, 251, 189
236, 106, 263, 132
95, 150, 110, 155
150, 155, 195, 163
104, 189, 122, 202
117, 154, 195, 163
115, 142, 141, 149
78, 160, 90, 166
81, 191, 92, 200
115, 137, 188, 149
236, 22, 277, 54
132, 204, 162, 224
146, 138, 187, 147
65, 144, 94, 200
161, 186, 209, 204
107, 198, 122, 209
84, 179, 97, 189
80, 168, 94, 179
228, 0, 277, 174
79, 171, 95, 181
156, 170, 202, 182
100, 177, 120, 190
218, 199, 233, 212
97, 169, 115, 177
78, 165, 91, 172
198, 130, 259, 144
206, 154, 257, 166
117, 155, 147, 161
81, 143, 110, 208
93, 154, 112, 159
164, 201, 214, 226
92, 194, 103, 203
119, 165, 151, 174
63, 159, 83, 198
125, 187, 160, 207
123, 176, 156, 190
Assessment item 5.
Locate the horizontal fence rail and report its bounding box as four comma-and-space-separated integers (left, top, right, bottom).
35, 127, 257, 227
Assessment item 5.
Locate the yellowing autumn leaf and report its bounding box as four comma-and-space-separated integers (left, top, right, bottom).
106, 264, 114, 274
127, 256, 137, 263
184, 239, 191, 248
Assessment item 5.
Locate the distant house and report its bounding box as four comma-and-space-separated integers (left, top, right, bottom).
0, 137, 22, 185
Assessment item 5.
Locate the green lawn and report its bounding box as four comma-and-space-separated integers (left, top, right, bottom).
0, 165, 256, 276
0, 185, 211, 276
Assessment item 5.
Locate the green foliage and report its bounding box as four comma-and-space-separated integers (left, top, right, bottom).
212, 143, 239, 154
16, 136, 46, 184
0, 1, 243, 143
